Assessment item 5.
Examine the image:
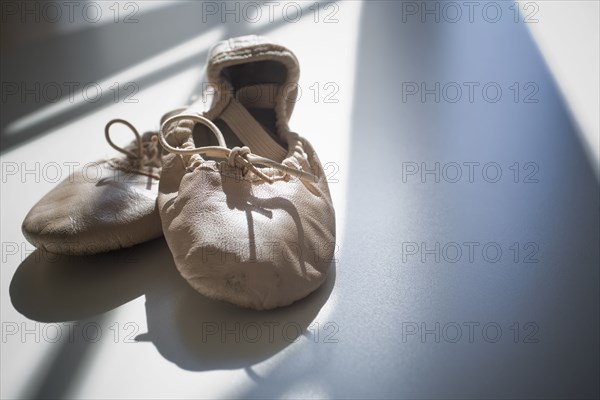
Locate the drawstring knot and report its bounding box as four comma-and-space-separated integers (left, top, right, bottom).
227, 146, 275, 183
228, 146, 251, 168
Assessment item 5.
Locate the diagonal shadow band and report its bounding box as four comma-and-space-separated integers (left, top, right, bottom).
1, 1, 336, 153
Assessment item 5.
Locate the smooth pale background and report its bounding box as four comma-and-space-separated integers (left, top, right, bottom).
1, 1, 598, 399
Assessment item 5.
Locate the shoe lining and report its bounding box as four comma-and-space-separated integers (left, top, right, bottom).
220, 61, 288, 146
221, 60, 287, 88
190, 60, 290, 160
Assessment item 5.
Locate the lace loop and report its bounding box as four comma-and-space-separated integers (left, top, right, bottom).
105, 119, 143, 162
104, 119, 161, 180
159, 113, 227, 151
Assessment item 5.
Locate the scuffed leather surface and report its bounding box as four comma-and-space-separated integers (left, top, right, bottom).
22, 162, 162, 255
157, 35, 335, 309
158, 136, 335, 310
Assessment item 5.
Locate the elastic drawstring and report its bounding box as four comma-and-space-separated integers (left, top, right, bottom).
104, 119, 160, 179
158, 113, 317, 184
102, 106, 187, 179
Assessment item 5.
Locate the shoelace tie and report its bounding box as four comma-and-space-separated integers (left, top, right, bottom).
103, 107, 187, 180
158, 113, 316, 184
104, 118, 160, 179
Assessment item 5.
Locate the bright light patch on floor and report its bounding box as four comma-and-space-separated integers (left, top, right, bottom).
520, 0, 600, 176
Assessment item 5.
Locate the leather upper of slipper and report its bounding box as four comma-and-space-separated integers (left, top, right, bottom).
158, 36, 336, 310
22, 128, 163, 255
